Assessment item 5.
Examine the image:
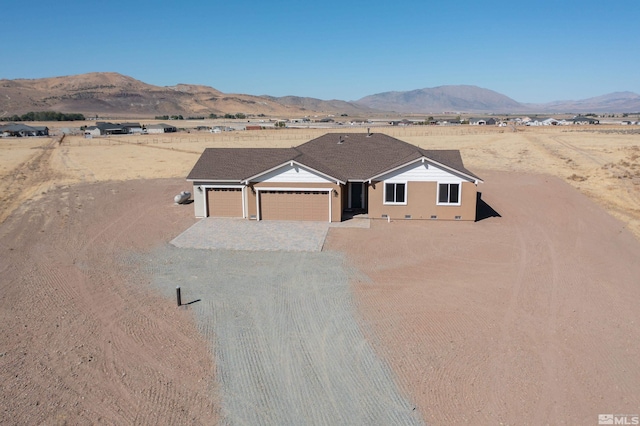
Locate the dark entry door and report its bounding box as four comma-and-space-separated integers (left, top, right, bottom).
350, 183, 363, 209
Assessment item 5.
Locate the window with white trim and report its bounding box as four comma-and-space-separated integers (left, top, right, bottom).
384, 182, 406, 204
438, 183, 460, 204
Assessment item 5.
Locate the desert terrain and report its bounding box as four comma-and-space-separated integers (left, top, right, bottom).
1, 125, 639, 424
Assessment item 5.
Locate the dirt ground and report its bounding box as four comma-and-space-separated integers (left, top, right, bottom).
1, 126, 639, 424
325, 170, 640, 425
0, 179, 218, 424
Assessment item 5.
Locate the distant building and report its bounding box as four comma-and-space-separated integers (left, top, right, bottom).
571, 116, 600, 125
146, 123, 177, 134
526, 118, 559, 126
121, 122, 143, 133
469, 118, 497, 126
0, 123, 49, 137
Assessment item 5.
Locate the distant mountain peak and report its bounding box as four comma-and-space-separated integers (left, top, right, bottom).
355, 85, 526, 113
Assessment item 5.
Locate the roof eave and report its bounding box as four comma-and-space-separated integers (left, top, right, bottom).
242, 159, 345, 185
366, 155, 482, 184
186, 178, 244, 183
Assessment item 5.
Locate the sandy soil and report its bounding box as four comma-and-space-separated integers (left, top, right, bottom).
0, 179, 218, 424
325, 170, 640, 425
1, 125, 639, 424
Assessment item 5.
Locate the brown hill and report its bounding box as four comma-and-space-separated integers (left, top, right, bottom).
0, 72, 368, 118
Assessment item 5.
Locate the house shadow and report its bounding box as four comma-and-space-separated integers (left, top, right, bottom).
475, 192, 501, 222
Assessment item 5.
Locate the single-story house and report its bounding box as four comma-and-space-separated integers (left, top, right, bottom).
84, 126, 102, 137
526, 117, 559, 126
146, 123, 177, 134
89, 122, 128, 135
186, 133, 483, 222
571, 116, 599, 125
469, 118, 497, 126
84, 122, 135, 136
0, 123, 49, 137
121, 122, 143, 133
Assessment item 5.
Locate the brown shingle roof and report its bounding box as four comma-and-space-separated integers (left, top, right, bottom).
187, 148, 300, 181
296, 133, 423, 180
186, 133, 482, 183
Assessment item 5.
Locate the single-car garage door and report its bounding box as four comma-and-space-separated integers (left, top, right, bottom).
260, 190, 329, 221
207, 188, 243, 217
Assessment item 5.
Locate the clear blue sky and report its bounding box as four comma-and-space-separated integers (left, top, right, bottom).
2, 0, 638, 103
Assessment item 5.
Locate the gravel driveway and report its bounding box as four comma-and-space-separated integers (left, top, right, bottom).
145, 245, 423, 425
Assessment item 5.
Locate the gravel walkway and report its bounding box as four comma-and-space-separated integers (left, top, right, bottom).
144, 245, 422, 425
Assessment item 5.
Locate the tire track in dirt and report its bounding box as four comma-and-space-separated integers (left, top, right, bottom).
0, 136, 63, 224
0, 179, 218, 425
329, 171, 640, 425
345, 222, 514, 422
56, 144, 97, 182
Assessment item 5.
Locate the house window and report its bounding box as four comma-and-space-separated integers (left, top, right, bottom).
438, 183, 460, 204
384, 182, 406, 204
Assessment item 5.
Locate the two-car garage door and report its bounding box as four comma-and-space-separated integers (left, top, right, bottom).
206, 188, 330, 221
260, 190, 329, 221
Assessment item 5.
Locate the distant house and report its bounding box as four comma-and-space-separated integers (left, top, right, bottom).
389, 119, 413, 126
571, 116, 599, 125
85, 122, 148, 135
0, 123, 49, 137
91, 122, 128, 135
84, 126, 102, 137
526, 118, 559, 126
187, 133, 483, 222
146, 123, 177, 134
121, 122, 143, 134
469, 118, 497, 126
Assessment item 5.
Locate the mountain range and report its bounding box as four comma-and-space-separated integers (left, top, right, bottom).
1, 72, 639, 117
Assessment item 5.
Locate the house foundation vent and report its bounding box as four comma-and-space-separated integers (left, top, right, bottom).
430, 215, 437, 220
455, 215, 462, 220
250, 214, 257, 219
405, 215, 412, 219
381, 214, 388, 218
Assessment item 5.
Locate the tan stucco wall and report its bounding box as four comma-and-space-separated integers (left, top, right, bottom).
368, 181, 477, 221
247, 182, 343, 222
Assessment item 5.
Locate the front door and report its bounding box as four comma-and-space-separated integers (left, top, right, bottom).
350, 182, 364, 209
